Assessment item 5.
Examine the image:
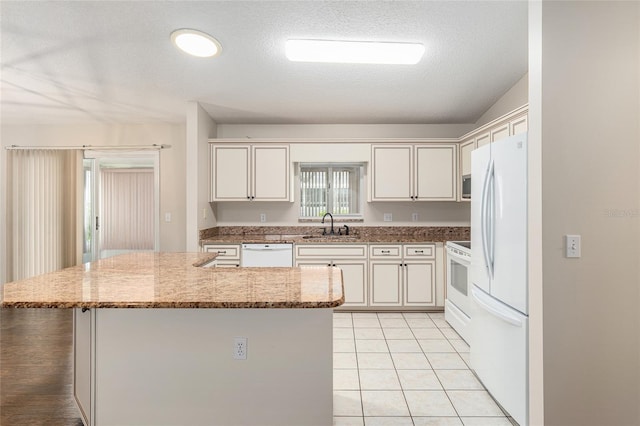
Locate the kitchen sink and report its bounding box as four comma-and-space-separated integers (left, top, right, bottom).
301, 235, 357, 241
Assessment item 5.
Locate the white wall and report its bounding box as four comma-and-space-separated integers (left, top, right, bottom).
475, 73, 528, 128
532, 2, 640, 425
0, 122, 187, 285
186, 103, 217, 250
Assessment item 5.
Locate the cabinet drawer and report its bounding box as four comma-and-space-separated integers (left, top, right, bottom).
403, 244, 435, 258
369, 245, 402, 259
202, 244, 240, 259
295, 244, 367, 259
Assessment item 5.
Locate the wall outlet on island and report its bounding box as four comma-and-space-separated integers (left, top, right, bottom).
233, 337, 247, 360
383, 213, 392, 222
411, 213, 419, 222
260, 213, 267, 223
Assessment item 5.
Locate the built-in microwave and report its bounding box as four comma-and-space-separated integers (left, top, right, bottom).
462, 174, 471, 199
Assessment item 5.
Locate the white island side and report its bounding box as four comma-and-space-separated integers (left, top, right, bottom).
2, 252, 344, 426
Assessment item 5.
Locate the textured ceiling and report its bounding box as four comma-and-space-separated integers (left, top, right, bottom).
1, 1, 528, 125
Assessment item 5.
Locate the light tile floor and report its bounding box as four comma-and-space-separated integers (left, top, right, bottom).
333, 312, 517, 426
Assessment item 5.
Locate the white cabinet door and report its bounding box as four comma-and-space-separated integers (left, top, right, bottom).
252, 146, 289, 201
371, 145, 413, 201
211, 145, 250, 201
460, 139, 475, 177
334, 260, 368, 307
510, 114, 528, 135
491, 124, 510, 142
404, 261, 436, 306
296, 260, 367, 307
369, 261, 402, 306
476, 132, 491, 148
415, 145, 457, 201
211, 145, 290, 202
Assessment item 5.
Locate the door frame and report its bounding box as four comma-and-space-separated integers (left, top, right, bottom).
83, 150, 160, 261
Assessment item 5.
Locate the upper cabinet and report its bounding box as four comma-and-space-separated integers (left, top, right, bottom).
370, 144, 457, 202
210, 144, 290, 202
457, 105, 529, 201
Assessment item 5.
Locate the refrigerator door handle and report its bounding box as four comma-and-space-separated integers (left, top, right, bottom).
487, 161, 495, 279
472, 286, 523, 327
481, 160, 494, 280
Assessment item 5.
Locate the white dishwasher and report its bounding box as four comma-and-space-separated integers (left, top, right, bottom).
241, 243, 293, 267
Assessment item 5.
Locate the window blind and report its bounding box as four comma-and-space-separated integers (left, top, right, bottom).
7, 150, 82, 281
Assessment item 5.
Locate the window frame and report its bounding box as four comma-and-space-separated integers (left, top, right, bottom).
298, 162, 364, 220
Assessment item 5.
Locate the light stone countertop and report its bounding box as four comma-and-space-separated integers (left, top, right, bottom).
1, 252, 344, 309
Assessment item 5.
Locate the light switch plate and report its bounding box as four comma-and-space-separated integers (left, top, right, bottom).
565, 234, 581, 258
383, 213, 392, 222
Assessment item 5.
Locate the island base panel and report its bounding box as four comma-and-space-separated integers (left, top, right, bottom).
75, 308, 333, 426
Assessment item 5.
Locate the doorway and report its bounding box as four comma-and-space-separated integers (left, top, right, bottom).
82, 151, 159, 262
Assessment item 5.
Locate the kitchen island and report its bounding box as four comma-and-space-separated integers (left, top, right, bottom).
1, 252, 344, 426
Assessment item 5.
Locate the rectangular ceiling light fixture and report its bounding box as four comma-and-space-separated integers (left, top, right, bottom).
285, 39, 424, 65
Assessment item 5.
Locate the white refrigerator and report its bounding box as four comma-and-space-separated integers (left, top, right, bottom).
470, 133, 528, 426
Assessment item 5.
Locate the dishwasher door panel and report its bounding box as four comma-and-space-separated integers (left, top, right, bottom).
241, 244, 293, 267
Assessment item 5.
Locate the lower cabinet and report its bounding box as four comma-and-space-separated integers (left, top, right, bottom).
296, 260, 368, 307
369, 244, 436, 308
202, 242, 443, 309
295, 245, 368, 308
404, 261, 435, 306
202, 244, 241, 267
370, 261, 403, 306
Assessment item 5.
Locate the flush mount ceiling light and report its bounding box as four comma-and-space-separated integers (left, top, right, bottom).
171, 29, 222, 58
285, 39, 424, 65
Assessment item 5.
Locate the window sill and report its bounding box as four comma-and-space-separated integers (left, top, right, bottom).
298, 217, 364, 223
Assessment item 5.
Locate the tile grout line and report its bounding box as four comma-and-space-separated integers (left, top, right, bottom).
378, 312, 415, 425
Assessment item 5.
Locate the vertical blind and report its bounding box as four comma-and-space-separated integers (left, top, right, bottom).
100, 168, 154, 251
299, 165, 361, 217
7, 150, 82, 281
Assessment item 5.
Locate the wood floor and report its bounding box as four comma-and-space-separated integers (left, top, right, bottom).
1, 308, 83, 426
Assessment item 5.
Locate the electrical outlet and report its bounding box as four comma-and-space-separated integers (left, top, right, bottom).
165, 212, 172, 223
383, 213, 392, 222
260, 213, 267, 223
411, 213, 419, 222
202, 208, 207, 220
233, 337, 247, 360
565, 235, 581, 258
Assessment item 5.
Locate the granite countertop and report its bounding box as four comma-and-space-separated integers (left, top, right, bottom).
200, 226, 470, 245
1, 252, 344, 309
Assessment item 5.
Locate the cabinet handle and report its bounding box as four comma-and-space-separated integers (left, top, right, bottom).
217, 250, 227, 254
381, 250, 390, 254
415, 250, 424, 254
81, 307, 90, 313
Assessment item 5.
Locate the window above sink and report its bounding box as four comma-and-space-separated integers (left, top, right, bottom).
298, 163, 364, 220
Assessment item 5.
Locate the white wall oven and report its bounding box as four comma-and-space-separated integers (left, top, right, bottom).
445, 241, 471, 343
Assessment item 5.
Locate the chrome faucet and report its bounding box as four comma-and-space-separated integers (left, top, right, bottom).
321, 212, 335, 235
